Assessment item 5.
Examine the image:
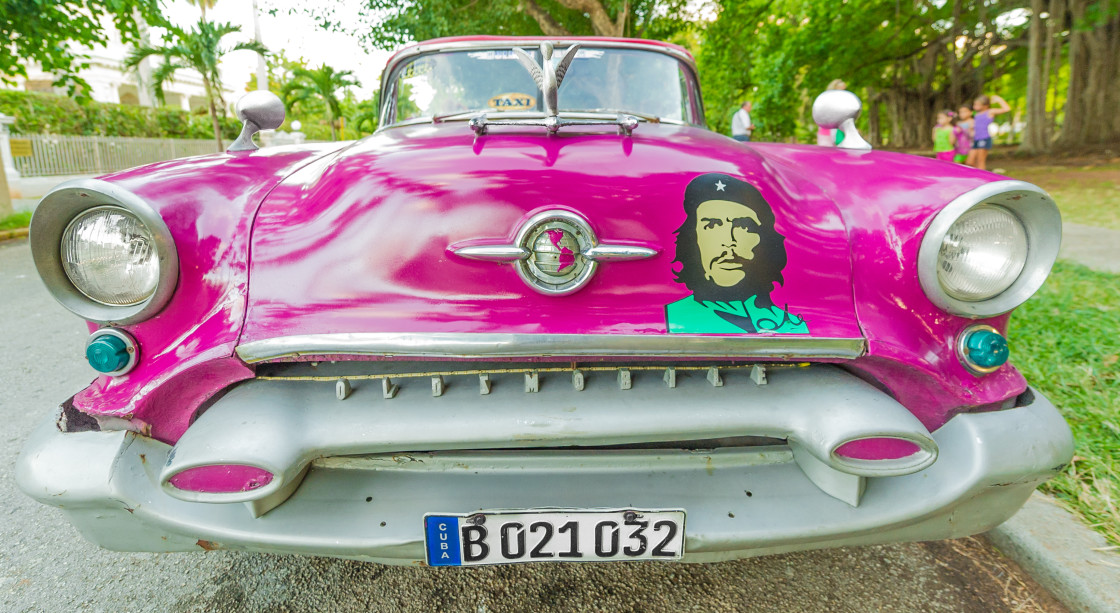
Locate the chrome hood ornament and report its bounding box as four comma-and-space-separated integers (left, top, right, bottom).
468, 42, 640, 137
513, 42, 581, 122
448, 210, 659, 296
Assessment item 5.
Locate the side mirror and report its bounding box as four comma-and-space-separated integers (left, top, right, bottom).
228, 91, 286, 152
812, 90, 872, 151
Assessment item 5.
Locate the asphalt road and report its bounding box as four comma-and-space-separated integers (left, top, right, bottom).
0, 239, 1068, 613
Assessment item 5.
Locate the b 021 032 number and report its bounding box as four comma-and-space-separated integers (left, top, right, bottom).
425, 509, 685, 566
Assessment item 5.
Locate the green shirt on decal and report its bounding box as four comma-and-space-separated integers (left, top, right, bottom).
665, 295, 808, 334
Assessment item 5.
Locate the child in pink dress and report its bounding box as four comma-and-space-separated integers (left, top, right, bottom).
953, 107, 971, 163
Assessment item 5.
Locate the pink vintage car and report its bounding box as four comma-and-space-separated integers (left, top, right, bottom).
18, 36, 1072, 566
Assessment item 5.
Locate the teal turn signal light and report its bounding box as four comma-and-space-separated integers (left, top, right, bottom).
957, 325, 1008, 374
85, 329, 138, 375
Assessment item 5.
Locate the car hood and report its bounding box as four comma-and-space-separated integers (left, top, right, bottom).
242, 123, 860, 343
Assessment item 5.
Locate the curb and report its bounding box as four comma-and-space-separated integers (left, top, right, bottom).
988, 492, 1120, 613
0, 227, 29, 242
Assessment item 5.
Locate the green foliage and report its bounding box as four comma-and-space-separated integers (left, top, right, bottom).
347, 96, 380, 135
282, 64, 361, 140
0, 0, 160, 96
1010, 260, 1120, 546
0, 90, 87, 135
297, 0, 690, 49
125, 18, 268, 147
245, 50, 303, 93
0, 211, 33, 231
244, 52, 378, 141
0, 89, 233, 139
84, 101, 161, 137
698, 0, 1032, 146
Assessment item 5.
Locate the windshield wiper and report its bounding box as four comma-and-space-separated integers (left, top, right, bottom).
463, 111, 645, 136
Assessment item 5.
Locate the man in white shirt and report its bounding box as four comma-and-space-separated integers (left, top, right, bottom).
731, 101, 753, 142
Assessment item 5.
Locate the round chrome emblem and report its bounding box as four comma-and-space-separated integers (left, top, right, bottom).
515, 211, 597, 295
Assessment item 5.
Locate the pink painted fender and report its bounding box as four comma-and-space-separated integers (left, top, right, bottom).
69, 144, 349, 441
752, 144, 1029, 429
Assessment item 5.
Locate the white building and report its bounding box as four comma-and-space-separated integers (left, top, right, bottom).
6, 18, 238, 112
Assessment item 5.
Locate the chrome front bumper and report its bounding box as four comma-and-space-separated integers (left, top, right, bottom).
17, 372, 1073, 565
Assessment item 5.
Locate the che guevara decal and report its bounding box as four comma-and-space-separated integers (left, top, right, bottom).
665, 173, 808, 334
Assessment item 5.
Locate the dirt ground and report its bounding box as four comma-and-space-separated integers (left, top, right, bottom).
982, 147, 1120, 230
991, 147, 1120, 185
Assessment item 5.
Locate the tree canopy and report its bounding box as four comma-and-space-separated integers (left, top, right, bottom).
302, 0, 1116, 151
296, 0, 692, 49
1, 0, 161, 94
700, 0, 1038, 147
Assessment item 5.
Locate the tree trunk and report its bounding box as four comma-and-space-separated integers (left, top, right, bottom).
1057, 0, 1120, 147
204, 78, 223, 151
554, 0, 624, 36
1044, 0, 1064, 140
867, 88, 881, 147
1057, 0, 1088, 147
1082, 16, 1120, 143
949, 0, 964, 104
888, 89, 901, 148
520, 0, 571, 35
1020, 0, 1048, 152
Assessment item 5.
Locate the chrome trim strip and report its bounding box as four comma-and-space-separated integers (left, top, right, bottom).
236, 333, 867, 363
451, 246, 529, 262
583, 245, 659, 262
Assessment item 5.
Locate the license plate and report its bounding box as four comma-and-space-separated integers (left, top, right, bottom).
424, 509, 685, 566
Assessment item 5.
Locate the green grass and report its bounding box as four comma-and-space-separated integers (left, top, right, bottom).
1010, 260, 1120, 545
0, 210, 31, 231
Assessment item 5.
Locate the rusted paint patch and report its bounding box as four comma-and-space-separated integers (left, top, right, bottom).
196, 539, 220, 551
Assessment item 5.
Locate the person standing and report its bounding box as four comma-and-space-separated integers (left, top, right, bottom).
731, 101, 753, 142
932, 111, 957, 162
817, 79, 846, 146
954, 105, 973, 163
967, 94, 1010, 170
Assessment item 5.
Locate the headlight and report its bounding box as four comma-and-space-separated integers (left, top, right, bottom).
61, 206, 159, 306
936, 205, 1028, 301
30, 179, 178, 324
919, 180, 1061, 318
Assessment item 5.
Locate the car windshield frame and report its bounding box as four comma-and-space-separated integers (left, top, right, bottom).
377, 39, 706, 130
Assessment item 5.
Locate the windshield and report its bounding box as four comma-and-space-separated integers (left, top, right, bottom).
389, 47, 697, 125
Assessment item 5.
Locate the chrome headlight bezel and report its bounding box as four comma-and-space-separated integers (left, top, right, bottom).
30, 179, 179, 324
918, 180, 1061, 318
